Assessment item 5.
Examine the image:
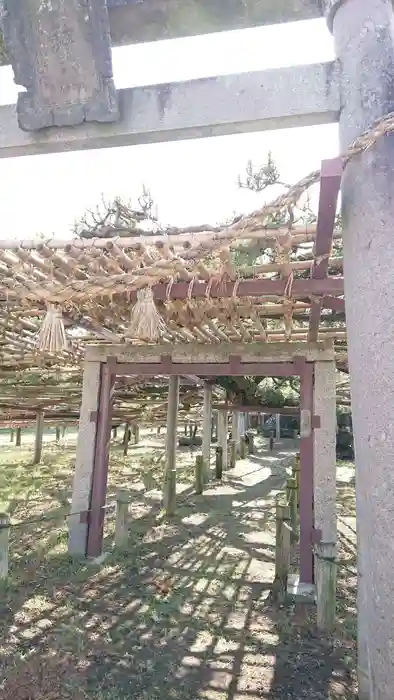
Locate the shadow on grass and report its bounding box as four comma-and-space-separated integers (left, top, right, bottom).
0, 447, 357, 700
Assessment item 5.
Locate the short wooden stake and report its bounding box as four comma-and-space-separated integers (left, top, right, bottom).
229, 440, 236, 469
195, 455, 204, 494
286, 477, 298, 544
55, 426, 61, 443
134, 424, 140, 444
0, 512, 10, 580
16, 427, 21, 447
215, 446, 223, 480
115, 490, 130, 549
62, 426, 66, 438
316, 541, 337, 633
10, 429, 14, 443
272, 503, 291, 603
268, 431, 274, 451
247, 433, 254, 455
239, 436, 246, 459
293, 457, 300, 508
123, 422, 130, 456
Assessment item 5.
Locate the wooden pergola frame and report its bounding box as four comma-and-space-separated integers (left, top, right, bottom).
69, 340, 337, 586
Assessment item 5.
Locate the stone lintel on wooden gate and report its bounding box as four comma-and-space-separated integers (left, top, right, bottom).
85, 341, 335, 366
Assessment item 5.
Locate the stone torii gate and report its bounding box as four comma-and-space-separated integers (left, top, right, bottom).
1, 1, 394, 698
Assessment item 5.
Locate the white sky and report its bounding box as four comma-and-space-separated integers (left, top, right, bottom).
0, 18, 338, 239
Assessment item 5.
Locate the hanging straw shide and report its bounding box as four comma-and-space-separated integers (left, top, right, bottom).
37, 304, 68, 353
127, 287, 165, 341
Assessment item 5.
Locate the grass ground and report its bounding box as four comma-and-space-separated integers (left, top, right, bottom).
0, 432, 357, 700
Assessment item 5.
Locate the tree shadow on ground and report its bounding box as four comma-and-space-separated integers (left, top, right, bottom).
0, 446, 357, 700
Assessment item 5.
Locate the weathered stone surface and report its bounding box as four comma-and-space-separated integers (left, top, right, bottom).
106, 0, 324, 46
329, 0, 394, 698
0, 61, 340, 157
0, 0, 324, 66
2, 0, 119, 131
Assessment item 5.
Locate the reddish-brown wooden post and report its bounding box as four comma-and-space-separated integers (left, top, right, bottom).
86, 363, 115, 558
299, 360, 314, 584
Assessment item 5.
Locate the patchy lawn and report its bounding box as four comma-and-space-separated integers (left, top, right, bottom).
0, 434, 357, 699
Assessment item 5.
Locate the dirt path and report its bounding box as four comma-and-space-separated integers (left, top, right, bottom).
0, 444, 357, 700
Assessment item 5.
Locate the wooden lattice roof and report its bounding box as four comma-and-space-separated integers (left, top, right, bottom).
0, 157, 346, 372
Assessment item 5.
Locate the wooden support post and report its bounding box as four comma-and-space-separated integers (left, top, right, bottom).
272, 503, 291, 603
239, 435, 246, 459
134, 424, 140, 444
232, 410, 240, 455
15, 427, 21, 447
55, 426, 60, 443
10, 429, 14, 443
202, 384, 212, 482
287, 477, 298, 544
248, 432, 255, 455
195, 455, 204, 495
293, 456, 300, 508
0, 513, 9, 581
123, 422, 130, 456
229, 440, 236, 469
163, 375, 180, 516
276, 413, 281, 440
268, 431, 274, 451
115, 490, 130, 549
215, 446, 223, 480
33, 411, 44, 465
217, 411, 228, 470
315, 541, 337, 634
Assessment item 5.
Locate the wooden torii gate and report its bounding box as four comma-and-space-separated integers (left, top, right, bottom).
1, 2, 393, 698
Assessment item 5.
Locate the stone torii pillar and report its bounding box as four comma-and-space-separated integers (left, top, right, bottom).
327, 1, 394, 697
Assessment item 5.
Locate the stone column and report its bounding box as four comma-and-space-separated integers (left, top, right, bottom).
313, 361, 337, 543
202, 384, 212, 481
217, 411, 228, 470
33, 411, 44, 465
69, 361, 101, 556
327, 1, 394, 697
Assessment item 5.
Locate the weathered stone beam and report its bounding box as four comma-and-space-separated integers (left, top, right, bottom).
106, 0, 324, 47
0, 61, 339, 158
0, 1, 325, 67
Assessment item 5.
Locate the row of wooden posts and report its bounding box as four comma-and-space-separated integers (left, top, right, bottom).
274, 457, 337, 633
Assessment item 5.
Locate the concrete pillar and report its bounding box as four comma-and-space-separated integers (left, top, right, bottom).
313, 361, 337, 543
33, 411, 44, 465
163, 376, 180, 515
217, 411, 228, 470
232, 410, 240, 454
69, 361, 101, 556
327, 1, 394, 697
202, 384, 212, 481
275, 413, 281, 441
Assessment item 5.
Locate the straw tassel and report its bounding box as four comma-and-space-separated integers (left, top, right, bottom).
37, 304, 68, 353
127, 287, 165, 341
